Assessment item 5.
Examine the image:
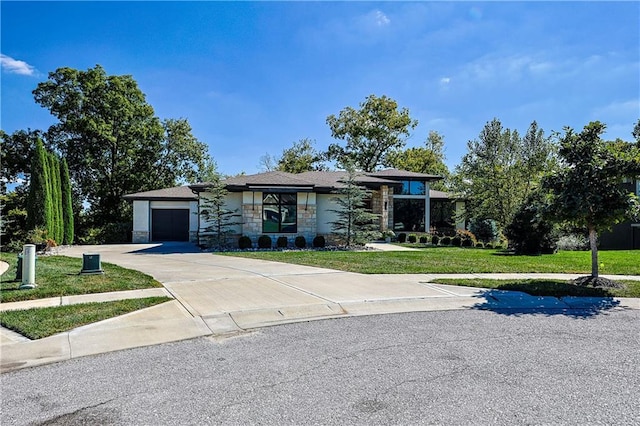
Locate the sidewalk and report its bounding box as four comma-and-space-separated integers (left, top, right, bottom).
1, 243, 638, 373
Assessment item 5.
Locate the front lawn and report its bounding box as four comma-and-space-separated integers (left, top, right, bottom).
0, 253, 163, 303
223, 247, 640, 275
0, 297, 171, 339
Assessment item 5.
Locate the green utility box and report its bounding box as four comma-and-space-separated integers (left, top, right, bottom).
80, 253, 104, 275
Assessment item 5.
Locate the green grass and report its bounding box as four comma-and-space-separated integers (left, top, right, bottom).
0, 297, 171, 339
0, 253, 162, 303
431, 279, 640, 298
222, 247, 640, 275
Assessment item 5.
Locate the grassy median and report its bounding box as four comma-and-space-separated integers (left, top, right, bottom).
430, 278, 640, 298
0, 297, 171, 339
0, 252, 168, 339
0, 253, 162, 303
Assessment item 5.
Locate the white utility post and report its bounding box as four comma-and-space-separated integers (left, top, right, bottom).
20, 244, 37, 289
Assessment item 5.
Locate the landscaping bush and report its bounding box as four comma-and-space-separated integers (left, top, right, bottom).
475, 242, 484, 248
397, 233, 407, 243
408, 234, 417, 243
451, 236, 462, 247
461, 238, 473, 247
469, 219, 499, 244
419, 236, 428, 244
238, 236, 252, 249
295, 236, 306, 248
505, 192, 558, 255
276, 236, 288, 248
485, 243, 493, 249
313, 235, 325, 248
441, 236, 451, 245
456, 229, 478, 246
431, 235, 440, 245
556, 234, 589, 251
258, 235, 272, 249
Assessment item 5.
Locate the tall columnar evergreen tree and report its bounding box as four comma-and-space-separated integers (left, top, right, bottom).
329, 163, 380, 246
49, 153, 64, 244
60, 158, 75, 245
544, 121, 640, 282
26, 139, 52, 234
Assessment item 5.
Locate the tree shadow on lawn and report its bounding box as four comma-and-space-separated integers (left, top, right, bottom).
471, 289, 621, 318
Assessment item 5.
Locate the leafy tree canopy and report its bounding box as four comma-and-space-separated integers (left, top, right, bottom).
326, 94, 417, 172
32, 65, 212, 227
454, 119, 555, 231
387, 130, 450, 190
543, 121, 640, 278
260, 138, 326, 173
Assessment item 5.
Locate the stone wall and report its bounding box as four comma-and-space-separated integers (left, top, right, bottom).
371, 185, 390, 232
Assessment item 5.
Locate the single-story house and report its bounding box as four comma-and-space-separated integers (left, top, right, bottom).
123, 169, 464, 246
600, 177, 640, 249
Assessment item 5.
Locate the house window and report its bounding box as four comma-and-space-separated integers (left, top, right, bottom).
431, 200, 455, 231
393, 199, 425, 232
263, 193, 297, 233
400, 180, 426, 195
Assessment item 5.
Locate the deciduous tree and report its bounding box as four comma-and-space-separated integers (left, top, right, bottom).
33, 65, 212, 233
455, 119, 555, 231
387, 130, 450, 190
326, 95, 417, 172
544, 121, 640, 282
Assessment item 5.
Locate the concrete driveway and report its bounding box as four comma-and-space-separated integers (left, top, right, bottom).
59, 243, 484, 332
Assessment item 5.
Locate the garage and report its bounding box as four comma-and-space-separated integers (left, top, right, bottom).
152, 209, 190, 241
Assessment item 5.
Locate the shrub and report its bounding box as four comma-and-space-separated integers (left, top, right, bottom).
313, 235, 325, 248
475, 242, 484, 248
451, 236, 462, 247
461, 238, 473, 247
258, 235, 272, 249
238, 236, 252, 249
419, 236, 428, 244
276, 236, 288, 248
469, 219, 499, 244
456, 229, 477, 246
431, 235, 440, 245
397, 233, 407, 243
485, 243, 493, 249
556, 234, 589, 251
408, 234, 417, 243
440, 236, 451, 245
295, 236, 306, 248
505, 192, 558, 255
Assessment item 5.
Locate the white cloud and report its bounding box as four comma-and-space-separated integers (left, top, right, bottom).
372, 10, 390, 27
0, 54, 37, 76
440, 77, 451, 85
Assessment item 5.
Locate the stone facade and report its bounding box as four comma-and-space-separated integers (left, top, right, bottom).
371, 185, 390, 232
132, 231, 150, 244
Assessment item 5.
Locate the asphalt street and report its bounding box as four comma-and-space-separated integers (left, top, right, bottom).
2, 309, 639, 425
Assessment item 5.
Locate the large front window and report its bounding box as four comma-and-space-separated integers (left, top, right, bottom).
393, 199, 425, 232
263, 193, 297, 233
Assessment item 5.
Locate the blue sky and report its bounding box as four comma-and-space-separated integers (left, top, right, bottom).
2, 1, 639, 177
